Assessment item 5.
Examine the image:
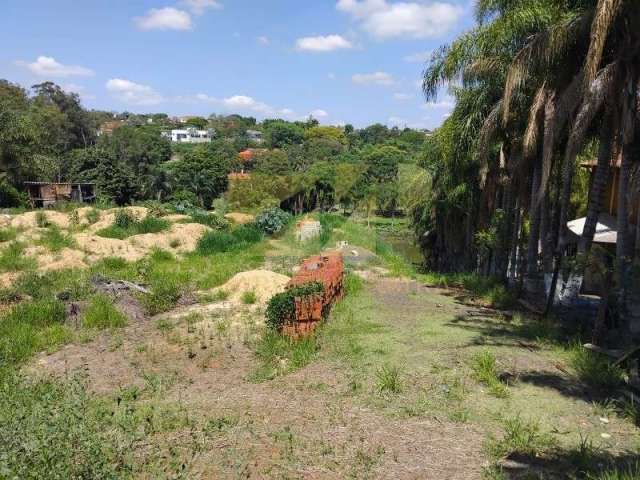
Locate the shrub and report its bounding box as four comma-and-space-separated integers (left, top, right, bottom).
114, 209, 136, 229
189, 210, 229, 229
233, 224, 263, 244
0, 299, 68, 365
136, 215, 170, 234
68, 209, 80, 229
82, 294, 127, 329
265, 282, 324, 330
255, 207, 292, 235
141, 275, 186, 315
251, 330, 318, 381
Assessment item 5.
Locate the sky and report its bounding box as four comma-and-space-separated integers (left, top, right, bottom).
1, 0, 474, 129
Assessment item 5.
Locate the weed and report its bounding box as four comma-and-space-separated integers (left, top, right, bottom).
155, 318, 174, 332
205, 416, 239, 432
38, 225, 76, 252
471, 350, 510, 398
376, 364, 403, 393
141, 272, 187, 315
586, 463, 640, 480
569, 343, 625, 391
149, 248, 173, 262
251, 330, 318, 381
12, 269, 91, 301
196, 224, 263, 255
169, 238, 181, 248
97, 212, 170, 239
0, 242, 36, 272
82, 294, 127, 329
0, 227, 17, 242
35, 211, 50, 228
68, 209, 80, 229
486, 416, 556, 460
85, 208, 100, 224
241, 290, 257, 305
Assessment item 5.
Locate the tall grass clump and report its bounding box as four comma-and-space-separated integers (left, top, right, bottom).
0, 242, 36, 272
587, 463, 640, 480
141, 271, 187, 315
82, 294, 127, 329
0, 299, 69, 365
569, 343, 625, 391
0, 227, 18, 242
251, 330, 318, 382
486, 416, 556, 460
376, 364, 403, 393
97, 210, 170, 239
471, 350, 510, 398
196, 224, 263, 255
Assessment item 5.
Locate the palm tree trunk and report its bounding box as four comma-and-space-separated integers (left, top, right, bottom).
526, 162, 542, 276
578, 114, 614, 255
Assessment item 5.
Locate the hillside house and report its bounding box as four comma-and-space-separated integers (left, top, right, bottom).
246, 129, 264, 144
25, 182, 96, 208
162, 128, 215, 143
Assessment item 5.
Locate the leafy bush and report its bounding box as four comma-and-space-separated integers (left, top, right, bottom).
82, 294, 127, 329
188, 210, 229, 229
114, 209, 135, 229
265, 282, 324, 330
35, 211, 50, 228
0, 299, 69, 365
255, 207, 292, 235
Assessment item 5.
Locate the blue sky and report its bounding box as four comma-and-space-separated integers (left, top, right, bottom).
1, 0, 474, 128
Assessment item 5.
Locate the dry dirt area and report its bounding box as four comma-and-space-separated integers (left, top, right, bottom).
31, 271, 488, 479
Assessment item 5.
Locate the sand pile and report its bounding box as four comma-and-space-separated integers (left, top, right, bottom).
74, 233, 147, 262
224, 212, 255, 224
214, 269, 290, 304
130, 223, 209, 253
10, 211, 71, 229
37, 248, 89, 271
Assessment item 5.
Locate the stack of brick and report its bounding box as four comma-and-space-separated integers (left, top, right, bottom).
282, 252, 344, 338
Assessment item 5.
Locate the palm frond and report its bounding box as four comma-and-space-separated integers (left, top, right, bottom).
477, 99, 504, 187
583, 0, 623, 89
523, 83, 547, 160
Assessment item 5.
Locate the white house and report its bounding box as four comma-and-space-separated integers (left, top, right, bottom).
246, 129, 264, 144
162, 128, 215, 143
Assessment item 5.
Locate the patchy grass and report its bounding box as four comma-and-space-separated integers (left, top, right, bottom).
0, 227, 18, 242
486, 416, 556, 460
38, 225, 77, 252
82, 294, 127, 329
375, 364, 403, 393
0, 242, 36, 272
587, 463, 640, 480
471, 350, 510, 398
0, 299, 70, 365
250, 331, 319, 382
196, 224, 263, 255
97, 213, 170, 239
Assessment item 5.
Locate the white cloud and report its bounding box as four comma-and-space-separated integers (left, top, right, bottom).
404, 50, 433, 63
181, 0, 222, 15
61, 83, 96, 101
352, 71, 394, 86
295, 34, 353, 52
310, 109, 329, 118
135, 7, 192, 31
393, 92, 411, 101
106, 78, 164, 105
257, 36, 270, 45
337, 0, 463, 39
16, 56, 94, 77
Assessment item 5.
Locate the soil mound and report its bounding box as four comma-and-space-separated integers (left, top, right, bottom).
215, 269, 290, 304
224, 212, 255, 224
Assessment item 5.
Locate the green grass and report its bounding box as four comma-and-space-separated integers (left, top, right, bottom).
250, 331, 319, 382
568, 343, 625, 391
375, 364, 403, 393
196, 224, 263, 255
11, 269, 92, 301
587, 463, 640, 480
0, 299, 70, 365
471, 350, 510, 398
82, 294, 127, 329
422, 271, 515, 308
0, 242, 37, 272
241, 290, 257, 305
38, 225, 77, 252
97, 214, 170, 239
486, 416, 556, 460
35, 211, 50, 228
0, 227, 18, 242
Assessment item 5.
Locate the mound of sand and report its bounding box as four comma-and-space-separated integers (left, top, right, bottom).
10, 211, 71, 229
214, 269, 290, 304
224, 212, 255, 224
130, 223, 209, 253
37, 248, 89, 271
74, 233, 147, 262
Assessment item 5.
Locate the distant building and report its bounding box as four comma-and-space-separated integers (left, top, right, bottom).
24, 182, 96, 208
246, 129, 264, 144
162, 128, 215, 143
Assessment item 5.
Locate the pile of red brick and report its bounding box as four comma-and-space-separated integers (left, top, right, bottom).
282, 252, 344, 338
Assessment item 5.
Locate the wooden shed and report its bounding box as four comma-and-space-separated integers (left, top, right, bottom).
24, 182, 96, 208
